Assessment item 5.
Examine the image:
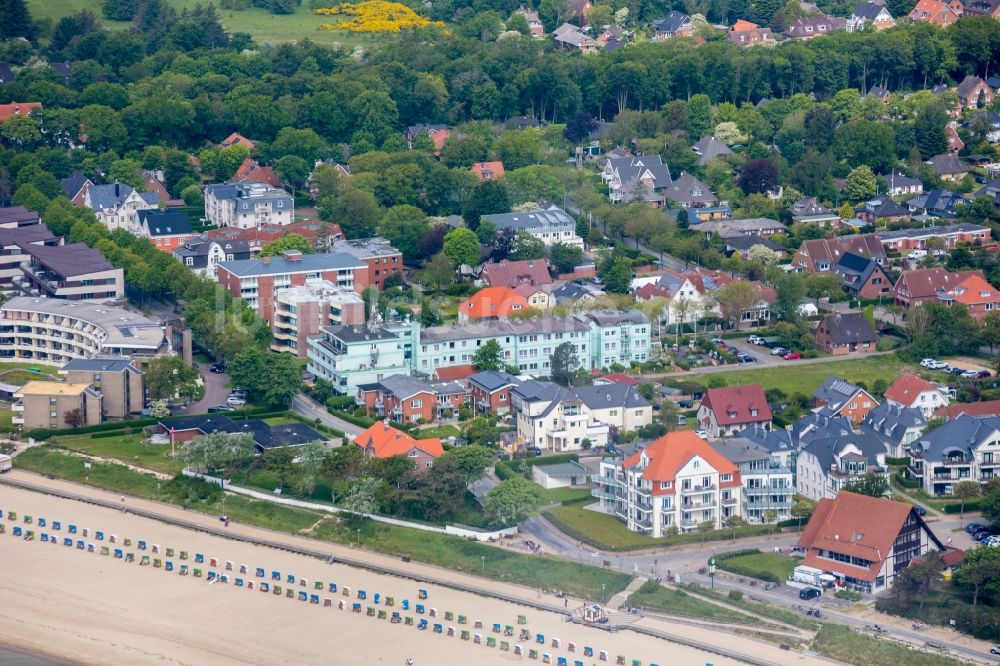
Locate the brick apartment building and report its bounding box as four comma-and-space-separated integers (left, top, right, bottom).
356, 374, 467, 423
329, 237, 404, 290
468, 370, 523, 415
270, 281, 365, 358
13, 380, 102, 430
59, 358, 144, 420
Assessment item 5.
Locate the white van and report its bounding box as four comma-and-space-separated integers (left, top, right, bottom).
0, 453, 12, 472
907, 249, 928, 260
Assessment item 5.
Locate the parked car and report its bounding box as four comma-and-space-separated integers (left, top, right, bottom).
961, 369, 980, 378
227, 397, 247, 407
746, 335, 764, 345
920, 359, 948, 370
771, 347, 789, 356
976, 370, 992, 378
676, 415, 687, 426
783, 352, 801, 360
913, 505, 926, 516
991, 645, 1000, 655
678, 400, 694, 408
984, 535, 1000, 547
799, 587, 822, 600
966, 523, 986, 534
694, 430, 709, 439
974, 530, 996, 541
209, 363, 226, 374
949, 367, 965, 376
208, 405, 234, 413
907, 249, 928, 260
710, 338, 725, 345
736, 352, 756, 363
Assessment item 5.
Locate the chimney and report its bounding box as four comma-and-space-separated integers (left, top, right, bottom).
284, 250, 303, 261
114, 182, 120, 198
262, 256, 271, 265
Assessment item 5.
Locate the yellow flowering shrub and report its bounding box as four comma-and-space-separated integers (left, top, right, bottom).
316, 1, 444, 32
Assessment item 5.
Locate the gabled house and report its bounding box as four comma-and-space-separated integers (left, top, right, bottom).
927, 153, 970, 181
907, 416, 1000, 495
796, 433, 889, 500
481, 206, 583, 248
471, 161, 505, 181
220, 132, 257, 150
234, 158, 282, 189
884, 373, 950, 418
633, 270, 702, 323
905, 190, 972, 218
834, 252, 893, 299
356, 375, 466, 424
815, 313, 878, 355
690, 218, 786, 240
136, 209, 195, 252
855, 198, 911, 226
650, 11, 692, 39
663, 172, 718, 209
848, 0, 895, 30
83, 182, 159, 232
513, 380, 611, 451
937, 272, 1000, 322
796, 492, 944, 591
963, 0, 1000, 16
691, 136, 732, 166
813, 376, 879, 425
602, 155, 673, 205
405, 124, 451, 155
908, 0, 962, 25
791, 197, 841, 227
892, 268, 970, 306
469, 370, 523, 415
552, 23, 597, 51
480, 258, 553, 288
0, 102, 42, 122
867, 85, 891, 104
784, 15, 846, 38
861, 402, 926, 458
791, 235, 886, 273
354, 421, 443, 469
726, 19, 773, 45
697, 384, 772, 438
881, 172, 923, 197
935, 399, 1000, 421
60, 171, 93, 207
515, 7, 545, 37
956, 75, 995, 110
457, 286, 531, 322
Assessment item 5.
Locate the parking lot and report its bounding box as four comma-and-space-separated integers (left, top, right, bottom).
721, 338, 799, 367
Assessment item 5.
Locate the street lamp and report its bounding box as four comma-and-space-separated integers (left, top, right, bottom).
481, 555, 486, 576
601, 583, 606, 604
356, 528, 361, 547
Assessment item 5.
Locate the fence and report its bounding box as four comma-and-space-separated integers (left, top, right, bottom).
182, 470, 517, 541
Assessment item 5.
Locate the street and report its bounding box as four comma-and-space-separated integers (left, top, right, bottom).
291, 394, 363, 437
178, 362, 231, 415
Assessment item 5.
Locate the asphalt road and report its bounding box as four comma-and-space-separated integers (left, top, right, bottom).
291, 394, 362, 437
179, 362, 231, 415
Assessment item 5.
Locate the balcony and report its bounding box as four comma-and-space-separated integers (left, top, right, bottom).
680, 484, 716, 495
11, 415, 23, 425
354, 395, 365, 406
591, 487, 617, 501
722, 497, 738, 506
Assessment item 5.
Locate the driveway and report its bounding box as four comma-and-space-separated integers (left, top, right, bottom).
178, 362, 231, 415
291, 394, 363, 437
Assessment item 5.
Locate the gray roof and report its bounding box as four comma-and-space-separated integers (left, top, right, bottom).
469, 370, 522, 392
691, 136, 732, 166
819, 313, 877, 345
927, 153, 969, 176
651, 11, 691, 34
910, 415, 1000, 461
60, 171, 90, 199
801, 432, 887, 470
421, 317, 590, 344
734, 424, 794, 452
834, 252, 880, 292
173, 236, 251, 261
577, 309, 648, 327
550, 282, 601, 303
664, 172, 718, 207
60, 357, 139, 374
693, 218, 786, 238
877, 222, 985, 241
813, 376, 865, 412
481, 207, 576, 233
87, 182, 158, 211
860, 198, 909, 218
861, 402, 925, 446
2, 297, 164, 350
534, 461, 590, 477
363, 374, 434, 399
710, 438, 774, 464
23, 242, 114, 277
905, 190, 972, 217
852, 0, 889, 19
574, 384, 649, 410
881, 172, 922, 189
606, 156, 673, 202
328, 325, 402, 344
512, 380, 564, 403
218, 251, 364, 277
205, 182, 292, 213
137, 209, 192, 237
790, 412, 854, 446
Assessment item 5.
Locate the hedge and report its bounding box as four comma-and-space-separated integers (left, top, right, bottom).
714, 548, 761, 562
327, 410, 377, 428
885, 456, 910, 466
943, 500, 982, 514
522, 453, 579, 468
325, 395, 356, 410
776, 518, 805, 529
894, 472, 920, 489
494, 461, 516, 480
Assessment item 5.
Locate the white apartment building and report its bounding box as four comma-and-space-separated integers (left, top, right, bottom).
83, 183, 159, 232
711, 438, 794, 523
593, 430, 743, 537
907, 416, 1000, 495
480, 206, 584, 248
204, 182, 294, 229
796, 432, 889, 501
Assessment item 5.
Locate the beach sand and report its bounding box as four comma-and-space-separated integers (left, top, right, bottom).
0, 484, 803, 666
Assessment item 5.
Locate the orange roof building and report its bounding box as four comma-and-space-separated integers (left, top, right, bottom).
457, 286, 531, 322
0, 102, 42, 123
471, 161, 505, 181
354, 421, 443, 469
883, 373, 949, 417
234, 158, 282, 189
908, 0, 962, 25
593, 430, 742, 537
939, 273, 1000, 322
797, 491, 944, 591
220, 132, 257, 150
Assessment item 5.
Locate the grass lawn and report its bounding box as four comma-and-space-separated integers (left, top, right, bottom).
29, 0, 386, 45
263, 416, 301, 426
537, 487, 593, 505
628, 581, 764, 626
0, 363, 60, 386
674, 355, 915, 396
0, 409, 13, 432
48, 433, 184, 474
543, 502, 773, 551
681, 583, 819, 630
14, 446, 631, 600
414, 425, 461, 440
811, 624, 967, 666
716, 551, 800, 583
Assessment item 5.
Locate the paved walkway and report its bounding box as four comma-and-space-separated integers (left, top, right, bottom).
605, 576, 647, 610
290, 394, 362, 437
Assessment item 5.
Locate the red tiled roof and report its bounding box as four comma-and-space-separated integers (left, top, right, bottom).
221, 132, 257, 150
623, 430, 738, 484
353, 421, 443, 459
471, 161, 505, 181
730, 18, 760, 30
460, 286, 530, 319
884, 374, 938, 406
798, 492, 926, 582
0, 102, 42, 122
950, 274, 1000, 306
482, 259, 553, 288
433, 364, 476, 381
597, 373, 639, 386
894, 268, 968, 300
701, 384, 772, 426
235, 158, 282, 188
935, 399, 1000, 420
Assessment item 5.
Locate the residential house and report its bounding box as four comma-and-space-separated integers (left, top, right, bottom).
937, 272, 1000, 322
650, 11, 692, 39
480, 259, 553, 288
574, 383, 652, 434
12, 381, 102, 430
307, 322, 415, 395
205, 219, 343, 255
935, 399, 1000, 421
834, 252, 893, 299
552, 23, 597, 51
791, 197, 841, 227
664, 172, 719, 209
946, 123, 965, 152
480, 206, 584, 248
135, 209, 195, 253
471, 161, 505, 181
0, 102, 41, 122
217, 251, 368, 325
791, 235, 886, 272
270, 281, 365, 358
83, 182, 159, 232
157, 414, 325, 452
595, 25, 625, 49
881, 172, 923, 197
908, 0, 963, 25
884, 373, 950, 418
356, 374, 466, 423
353, 421, 443, 469
549, 281, 603, 305
815, 313, 878, 355
234, 158, 282, 189
855, 198, 911, 226
963, 0, 1000, 16
513, 282, 552, 309
578, 309, 651, 370
173, 235, 252, 279
602, 155, 673, 205
892, 268, 971, 306
220, 132, 257, 150
570, 0, 593, 23
691, 136, 732, 166
141, 171, 173, 205
405, 124, 451, 154
690, 205, 733, 222
633, 269, 704, 326
204, 182, 294, 229
878, 223, 988, 250
861, 402, 926, 458
592, 430, 743, 537
797, 492, 944, 591
813, 376, 879, 425
967, 111, 1000, 144
711, 438, 794, 523
512, 381, 612, 450
907, 416, 1000, 494
956, 75, 995, 111
533, 461, 591, 489
60, 171, 93, 206
0, 224, 61, 289
927, 153, 970, 181
458, 286, 531, 322
515, 7, 545, 37
726, 19, 773, 45
684, 266, 775, 326
796, 432, 889, 500
468, 370, 523, 415
329, 237, 403, 291
690, 218, 786, 240
697, 384, 772, 438
868, 85, 891, 104
18, 243, 124, 302
848, 0, 895, 30
59, 357, 143, 421
784, 15, 846, 38
0, 206, 40, 228
724, 235, 787, 260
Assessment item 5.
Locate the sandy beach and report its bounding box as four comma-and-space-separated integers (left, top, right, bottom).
0, 483, 815, 666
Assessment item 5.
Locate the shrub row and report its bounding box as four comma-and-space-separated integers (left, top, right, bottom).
521, 453, 579, 468
885, 456, 911, 466
713, 548, 761, 562
942, 500, 982, 514
894, 472, 920, 489
494, 461, 517, 480
327, 410, 377, 428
